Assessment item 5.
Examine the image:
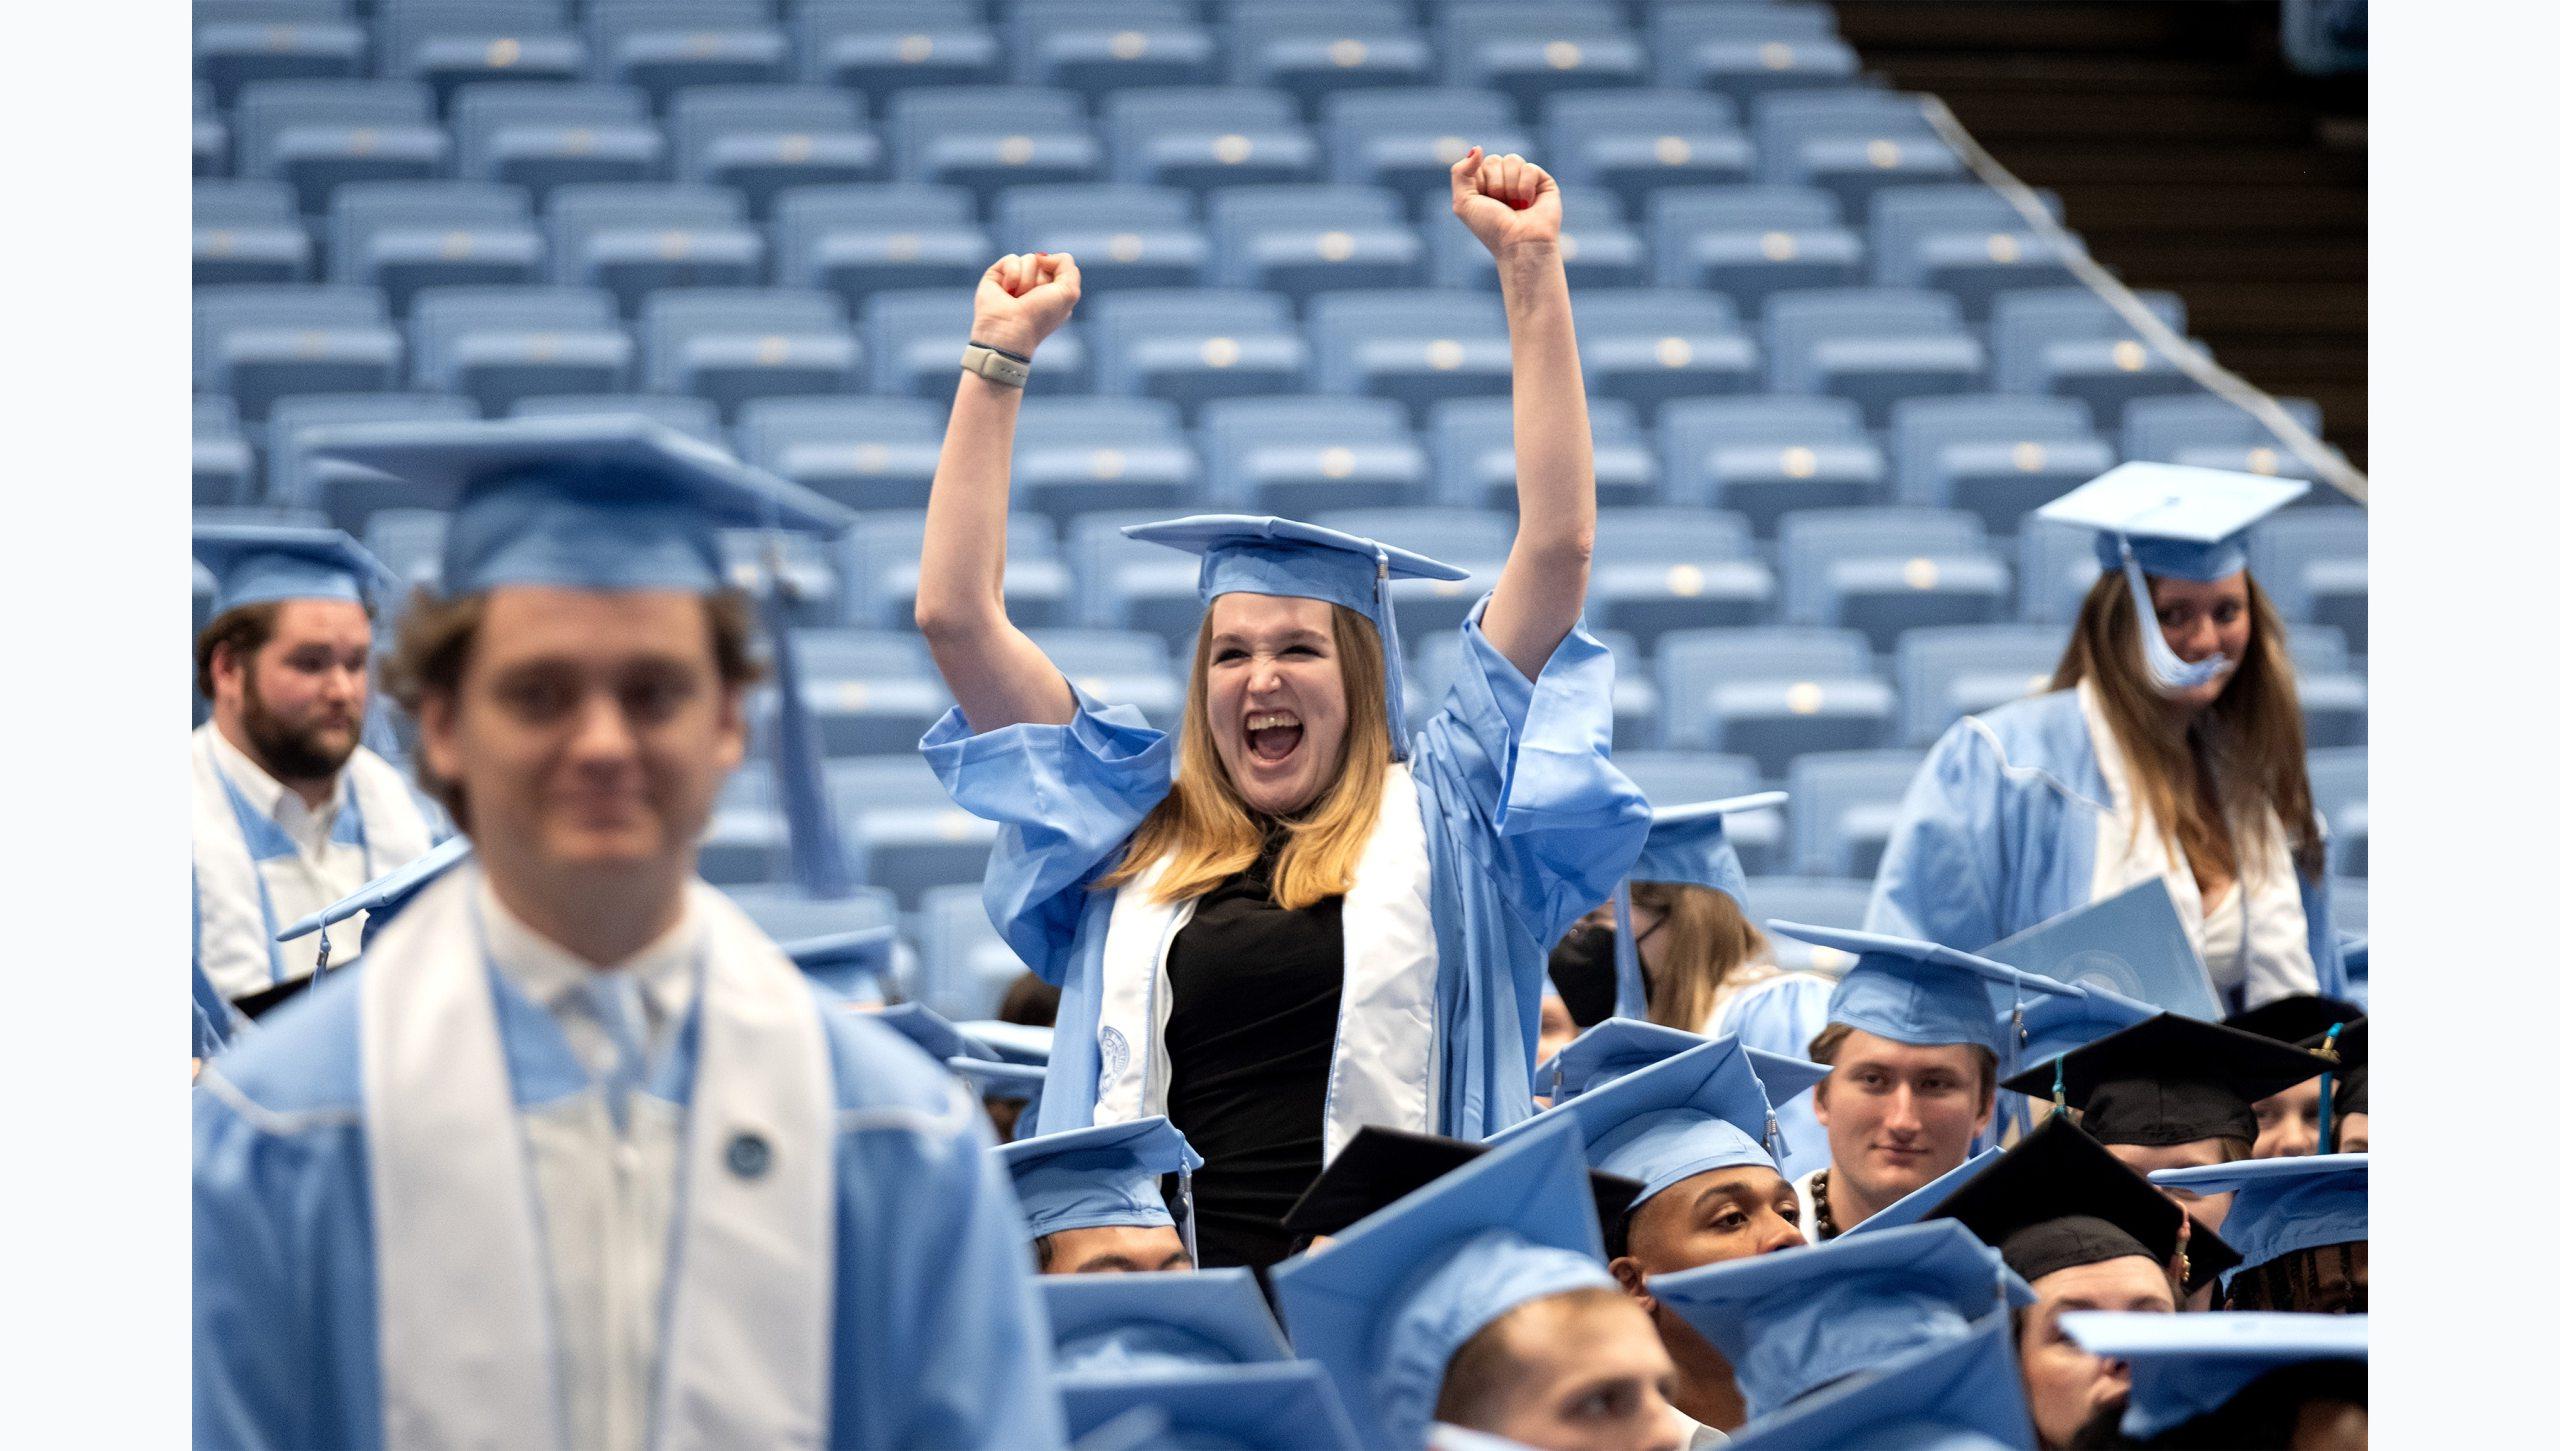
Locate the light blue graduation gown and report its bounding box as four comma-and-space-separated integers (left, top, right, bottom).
922, 609, 1649, 1145
193, 955, 1065, 1450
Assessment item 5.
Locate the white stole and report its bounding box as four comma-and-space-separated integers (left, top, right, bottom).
1091, 762, 1441, 1162
361, 869, 835, 1451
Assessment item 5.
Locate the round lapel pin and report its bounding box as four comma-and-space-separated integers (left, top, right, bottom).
726, 1130, 772, 1180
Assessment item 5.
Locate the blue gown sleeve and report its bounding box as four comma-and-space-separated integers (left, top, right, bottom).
1865, 718, 2008, 951
194, 1094, 334, 1451
919, 686, 1174, 985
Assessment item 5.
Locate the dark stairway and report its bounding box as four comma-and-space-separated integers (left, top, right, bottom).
1832, 0, 2368, 466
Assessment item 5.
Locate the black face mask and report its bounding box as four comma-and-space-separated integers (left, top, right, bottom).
1546, 923, 1623, 1029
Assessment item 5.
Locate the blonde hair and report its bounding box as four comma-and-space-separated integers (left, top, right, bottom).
1096, 601, 1393, 910
2049, 571, 2323, 884
1632, 882, 1771, 1034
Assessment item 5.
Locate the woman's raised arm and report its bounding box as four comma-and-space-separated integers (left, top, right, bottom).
914, 251, 1084, 730
1452, 148, 1598, 683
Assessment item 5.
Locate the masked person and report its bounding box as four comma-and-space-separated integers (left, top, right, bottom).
915, 151, 1646, 1269
192, 525, 444, 1010
193, 418, 1065, 1451
1869, 464, 2351, 1008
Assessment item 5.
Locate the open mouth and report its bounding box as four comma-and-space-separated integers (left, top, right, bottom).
1244, 710, 1303, 765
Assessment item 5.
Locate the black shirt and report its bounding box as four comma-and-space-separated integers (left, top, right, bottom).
1163, 832, 1345, 1269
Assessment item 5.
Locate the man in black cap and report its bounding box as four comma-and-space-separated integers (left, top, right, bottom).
1927, 1119, 2241, 1451
2224, 995, 2363, 1158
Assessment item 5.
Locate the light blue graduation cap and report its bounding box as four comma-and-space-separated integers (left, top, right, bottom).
1769, 921, 2083, 1055
1984, 878, 2218, 1026
272, 835, 473, 974
2057, 1311, 2367, 1441
1497, 1036, 1779, 1209
1121, 514, 1468, 760
1043, 1268, 1289, 1378
194, 523, 398, 618
1533, 1017, 1828, 1110
1057, 1362, 1361, 1451
2000, 982, 2162, 1083
1836, 1147, 2005, 1240
958, 1018, 1054, 1066
1271, 1112, 1618, 1451
950, 1019, 1053, 1117
949, 1058, 1046, 1122
998, 1116, 1205, 1256
1607, 792, 1788, 1019
1646, 1219, 2032, 1418
870, 1002, 992, 1066
782, 925, 897, 1003
2035, 462, 2310, 693
1719, 1315, 2036, 1451
2147, 1154, 2367, 1279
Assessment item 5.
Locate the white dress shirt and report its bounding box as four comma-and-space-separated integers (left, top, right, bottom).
207, 727, 373, 978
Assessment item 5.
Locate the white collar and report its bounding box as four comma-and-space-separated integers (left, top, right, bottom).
206, 720, 347, 829
478, 873, 701, 1035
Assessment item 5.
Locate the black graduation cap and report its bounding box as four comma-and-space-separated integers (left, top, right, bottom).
2299, 1016, 2367, 1120
1998, 1012, 2332, 1148
1281, 1126, 1645, 1242
1926, 1117, 2241, 1294
2224, 995, 2362, 1050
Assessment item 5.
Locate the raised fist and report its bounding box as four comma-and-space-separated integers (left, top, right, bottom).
971, 251, 1082, 358
1450, 147, 1563, 257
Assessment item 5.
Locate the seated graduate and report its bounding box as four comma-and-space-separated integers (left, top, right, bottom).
193, 418, 1064, 1451
1869, 464, 2349, 1008
1276, 1115, 1689, 1451
1000, 1116, 1203, 1275
913, 152, 1647, 1270
2224, 995, 2364, 1158
1925, 1118, 2243, 1451
2150, 1155, 2368, 1315
2057, 1312, 2366, 1450
1714, 1316, 2034, 1451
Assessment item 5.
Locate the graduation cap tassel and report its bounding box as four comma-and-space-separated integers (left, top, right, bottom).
2048, 1058, 2068, 1123
757, 541, 856, 899
2172, 1204, 2194, 1297
313, 926, 333, 979
2314, 1020, 2344, 1153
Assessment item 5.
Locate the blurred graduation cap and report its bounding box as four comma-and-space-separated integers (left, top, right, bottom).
1057, 1362, 1361, 1451
1122, 514, 1466, 760
1598, 793, 1788, 1020
781, 925, 897, 1003
949, 1019, 1053, 1124
1926, 1117, 2240, 1294
1494, 1036, 1779, 1211
248, 836, 476, 1017
1983, 878, 2216, 1025
2148, 1154, 2367, 1280
1767, 920, 2081, 1053
2034, 462, 2310, 693
1281, 1125, 1642, 1246
869, 1002, 992, 1065
1645, 1220, 2029, 1419
1719, 1315, 2035, 1451
2057, 1311, 2367, 1441
1271, 1114, 1617, 1451
1042, 1268, 1290, 1378
194, 523, 399, 618
1835, 1146, 2003, 1239
2000, 1012, 2330, 1148
957, 1019, 1054, 1066
997, 1116, 1203, 1256
1533, 1018, 1829, 1111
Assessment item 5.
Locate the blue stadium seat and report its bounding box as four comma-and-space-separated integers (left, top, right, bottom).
1104, 86, 1321, 191
917, 883, 1035, 1020
235, 80, 449, 214
1199, 395, 1427, 516
1092, 289, 1310, 412
361, 507, 449, 595
1658, 395, 1886, 531
2326, 877, 2365, 942
196, 285, 404, 419
1647, 2, 1861, 100
2250, 505, 2368, 654
1225, 4, 1432, 110
736, 395, 946, 512
1437, 3, 1646, 107
196, 80, 230, 177
1415, 626, 1661, 751
1012, 396, 1203, 523
2285, 624, 2368, 750
1544, 90, 1753, 217
1427, 190, 1649, 291
798, 1, 1003, 100
1780, 507, 2011, 648
1988, 287, 2203, 426
671, 85, 884, 217
1209, 184, 1427, 298
549, 183, 766, 314
588, 0, 790, 105
1748, 876, 1876, 969
1868, 184, 2085, 319
265, 391, 479, 529
889, 85, 1102, 197
1588, 506, 1776, 650
328, 181, 544, 313
1787, 749, 1925, 877
1764, 287, 1987, 424
1611, 749, 1779, 870
380, 2, 586, 103
1011, 1, 1218, 97
195, 180, 313, 285
1322, 87, 1532, 208
409, 285, 635, 413
195, 2, 364, 108
1312, 507, 1510, 637
510, 391, 726, 443
1309, 289, 1513, 414
1894, 623, 2064, 746
641, 288, 863, 417
1753, 89, 1967, 221
2307, 746, 2367, 880
833, 755, 999, 908
1888, 394, 2114, 536
864, 286, 1092, 397
2118, 394, 2326, 477
1430, 396, 1663, 510
848, 508, 1072, 630
1029, 626, 1186, 722
1571, 287, 1760, 418
994, 183, 1208, 290
693, 800, 795, 888
1657, 626, 1898, 774
1071, 507, 1221, 647
776, 184, 990, 309
451, 83, 666, 199
195, 395, 255, 507
1649, 185, 1863, 317
2017, 514, 2105, 625
775, 628, 952, 757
